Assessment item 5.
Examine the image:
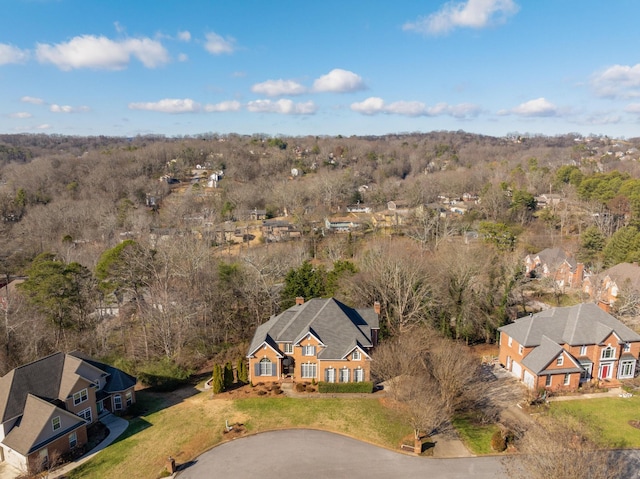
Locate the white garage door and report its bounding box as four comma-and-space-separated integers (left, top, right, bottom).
511, 361, 522, 379
523, 370, 535, 389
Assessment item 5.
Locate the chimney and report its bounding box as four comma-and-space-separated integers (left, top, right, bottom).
295, 297, 305, 305
374, 301, 381, 315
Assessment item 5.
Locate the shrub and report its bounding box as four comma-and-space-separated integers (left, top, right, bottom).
236, 358, 248, 383
491, 430, 507, 452
211, 364, 224, 394
295, 383, 307, 392
137, 358, 192, 392
317, 382, 374, 394
223, 362, 234, 390
257, 390, 267, 396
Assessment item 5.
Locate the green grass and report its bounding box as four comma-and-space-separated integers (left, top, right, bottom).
452, 412, 501, 455
550, 395, 640, 448
67, 392, 411, 479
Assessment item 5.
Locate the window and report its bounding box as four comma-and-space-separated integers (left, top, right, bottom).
259, 358, 273, 376
623, 343, 631, 353
52, 416, 61, 431
508, 337, 512, 347
301, 363, 316, 379
340, 368, 350, 383
302, 345, 316, 356
126, 391, 133, 407
563, 373, 570, 385
619, 360, 635, 379
73, 388, 88, 406
69, 432, 77, 449
601, 346, 615, 359
78, 407, 92, 423
114, 395, 122, 411
325, 368, 336, 383
354, 368, 364, 383
518, 345, 524, 355
352, 350, 361, 361
284, 343, 293, 354
545, 375, 552, 387
556, 355, 564, 366
580, 345, 588, 356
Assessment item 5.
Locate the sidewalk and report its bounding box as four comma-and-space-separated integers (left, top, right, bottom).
50, 413, 129, 479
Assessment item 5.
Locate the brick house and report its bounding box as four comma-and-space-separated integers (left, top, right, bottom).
582, 262, 640, 312
0, 352, 136, 472
498, 303, 640, 392
524, 247, 585, 288
247, 298, 379, 384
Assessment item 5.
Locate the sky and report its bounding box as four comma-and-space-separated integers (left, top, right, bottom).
2, 0, 640, 139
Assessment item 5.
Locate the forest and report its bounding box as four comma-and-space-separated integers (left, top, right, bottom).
1, 130, 640, 382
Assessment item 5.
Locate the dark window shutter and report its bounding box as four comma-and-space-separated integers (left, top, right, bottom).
254, 363, 260, 377
271, 363, 277, 376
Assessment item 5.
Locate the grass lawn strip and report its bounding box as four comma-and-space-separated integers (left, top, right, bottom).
452, 413, 501, 455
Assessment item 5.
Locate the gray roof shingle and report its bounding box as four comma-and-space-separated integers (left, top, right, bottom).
248, 298, 378, 360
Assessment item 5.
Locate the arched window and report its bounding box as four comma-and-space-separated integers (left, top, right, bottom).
259, 358, 273, 376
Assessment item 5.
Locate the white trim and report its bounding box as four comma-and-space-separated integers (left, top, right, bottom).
248, 341, 284, 358
294, 331, 326, 347
340, 345, 371, 361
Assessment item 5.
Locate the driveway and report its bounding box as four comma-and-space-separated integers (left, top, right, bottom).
175, 429, 507, 479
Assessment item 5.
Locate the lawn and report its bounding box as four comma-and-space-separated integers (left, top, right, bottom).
550, 395, 640, 448
452, 412, 501, 455
67, 390, 411, 479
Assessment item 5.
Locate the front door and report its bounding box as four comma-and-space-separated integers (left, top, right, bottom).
599, 363, 612, 379
97, 400, 104, 415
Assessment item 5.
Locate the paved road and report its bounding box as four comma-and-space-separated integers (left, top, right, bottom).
175, 429, 507, 479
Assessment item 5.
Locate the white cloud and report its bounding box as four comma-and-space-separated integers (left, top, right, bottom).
0, 43, 29, 65
351, 97, 480, 118
50, 104, 90, 113
403, 0, 519, 35
178, 53, 188, 62
204, 32, 236, 55
204, 101, 241, 112
503, 97, 558, 117
246, 99, 317, 115
9, 112, 32, 119
128, 98, 200, 113
36, 35, 169, 70
251, 79, 306, 97
625, 103, 640, 114
177, 31, 191, 42
313, 69, 366, 93
36, 124, 51, 130
591, 64, 640, 98
114, 21, 125, 34
21, 96, 45, 105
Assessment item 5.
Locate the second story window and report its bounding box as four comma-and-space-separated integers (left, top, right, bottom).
623, 343, 631, 353
556, 355, 564, 366
284, 343, 293, 354
352, 350, 361, 361
580, 345, 588, 356
73, 388, 88, 406
518, 345, 524, 355
302, 345, 316, 356
52, 416, 61, 431
601, 346, 615, 360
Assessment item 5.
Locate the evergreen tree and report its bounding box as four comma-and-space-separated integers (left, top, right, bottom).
211, 364, 224, 394
223, 362, 234, 390
603, 226, 640, 266
236, 358, 248, 384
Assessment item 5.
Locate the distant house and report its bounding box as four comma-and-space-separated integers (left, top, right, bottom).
0, 352, 135, 472
583, 262, 640, 312
261, 220, 301, 242
247, 298, 379, 384
346, 204, 372, 214
524, 247, 585, 288
324, 217, 363, 233
498, 303, 640, 391
534, 194, 563, 209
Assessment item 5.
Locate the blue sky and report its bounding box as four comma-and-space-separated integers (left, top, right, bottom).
2, 0, 640, 138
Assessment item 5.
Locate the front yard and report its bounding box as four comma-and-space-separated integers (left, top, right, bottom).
550, 394, 640, 448
67, 388, 411, 479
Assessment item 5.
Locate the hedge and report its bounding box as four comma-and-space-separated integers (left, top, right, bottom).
317, 381, 374, 393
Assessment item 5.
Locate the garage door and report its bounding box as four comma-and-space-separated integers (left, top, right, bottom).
511, 361, 522, 379
523, 370, 535, 389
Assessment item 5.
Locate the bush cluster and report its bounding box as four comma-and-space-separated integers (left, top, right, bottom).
137, 358, 192, 392
317, 382, 374, 393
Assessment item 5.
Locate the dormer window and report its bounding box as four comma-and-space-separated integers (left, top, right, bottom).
601, 346, 615, 360
52, 416, 61, 431
556, 355, 564, 366
352, 350, 361, 361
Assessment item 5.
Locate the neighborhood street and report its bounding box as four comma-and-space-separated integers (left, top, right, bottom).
175, 429, 507, 479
